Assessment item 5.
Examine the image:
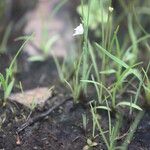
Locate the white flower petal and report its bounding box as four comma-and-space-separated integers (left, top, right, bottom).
109, 6, 114, 12
73, 23, 84, 36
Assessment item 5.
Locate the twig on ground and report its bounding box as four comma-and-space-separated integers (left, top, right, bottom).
16, 96, 73, 133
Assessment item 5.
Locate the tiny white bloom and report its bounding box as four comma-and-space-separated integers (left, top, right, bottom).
109, 6, 114, 12
73, 23, 84, 36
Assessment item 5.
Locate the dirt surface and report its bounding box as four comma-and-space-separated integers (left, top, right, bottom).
129, 111, 150, 150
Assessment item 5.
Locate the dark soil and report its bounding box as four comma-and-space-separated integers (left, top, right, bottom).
129, 111, 150, 150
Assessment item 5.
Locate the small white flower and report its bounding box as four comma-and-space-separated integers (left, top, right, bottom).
109, 6, 114, 12
73, 23, 84, 36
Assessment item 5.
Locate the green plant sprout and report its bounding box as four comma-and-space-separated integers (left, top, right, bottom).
0, 35, 32, 106
53, 53, 76, 83
82, 78, 142, 112
64, 53, 91, 102
90, 101, 144, 150
83, 138, 98, 150
0, 67, 15, 106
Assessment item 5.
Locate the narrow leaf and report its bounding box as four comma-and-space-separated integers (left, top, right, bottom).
116, 101, 142, 111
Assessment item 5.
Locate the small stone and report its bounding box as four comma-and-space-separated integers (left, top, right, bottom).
9, 87, 53, 108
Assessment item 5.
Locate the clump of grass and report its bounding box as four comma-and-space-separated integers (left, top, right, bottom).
54, 0, 92, 103
0, 35, 32, 106
90, 101, 144, 150
54, 0, 149, 148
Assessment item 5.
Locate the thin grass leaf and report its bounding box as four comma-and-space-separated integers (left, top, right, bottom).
45, 35, 59, 53
28, 56, 45, 62
81, 79, 113, 100
14, 35, 34, 41
91, 75, 102, 103
50, 0, 68, 17
121, 111, 144, 150
4, 78, 15, 99
90, 103, 109, 149
52, 54, 65, 82
64, 79, 73, 93
99, 69, 116, 74
88, 42, 99, 81
116, 101, 142, 111
95, 43, 142, 81
95, 43, 128, 68
126, 34, 150, 52
133, 6, 148, 35
128, 15, 138, 64
96, 106, 111, 111
0, 74, 6, 90
9, 34, 33, 70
